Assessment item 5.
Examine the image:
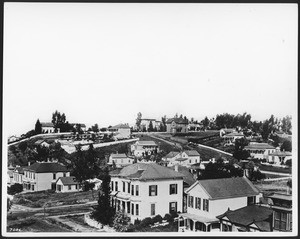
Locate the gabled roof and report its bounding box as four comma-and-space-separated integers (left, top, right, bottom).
110, 163, 184, 181
163, 151, 180, 159
217, 205, 273, 231
269, 151, 292, 157
57, 176, 79, 185
41, 122, 54, 127
26, 162, 69, 173
170, 165, 196, 187
187, 177, 260, 200
110, 123, 130, 129
14, 166, 26, 174
34, 140, 49, 146
166, 118, 188, 125
245, 143, 275, 150
137, 141, 157, 146
183, 150, 200, 156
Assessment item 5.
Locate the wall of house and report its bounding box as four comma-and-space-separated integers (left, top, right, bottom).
12, 172, 23, 184
34, 172, 70, 191
181, 153, 200, 165
56, 181, 79, 193
117, 128, 131, 138
111, 176, 183, 223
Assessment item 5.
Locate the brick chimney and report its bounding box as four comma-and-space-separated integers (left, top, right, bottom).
175, 164, 179, 172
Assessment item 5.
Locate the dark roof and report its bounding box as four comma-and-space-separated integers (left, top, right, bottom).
163, 151, 180, 158
166, 118, 188, 125
170, 165, 196, 187
184, 150, 200, 156
57, 176, 79, 185
189, 177, 260, 200
217, 205, 273, 231
110, 153, 128, 158
269, 151, 292, 156
137, 141, 157, 146
110, 163, 184, 181
14, 166, 26, 174
26, 162, 69, 173
41, 122, 54, 127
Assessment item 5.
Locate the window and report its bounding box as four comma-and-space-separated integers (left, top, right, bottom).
127, 202, 130, 213
151, 204, 155, 216
274, 211, 288, 231
53, 173, 56, 180
33, 173, 35, 179
247, 196, 255, 205
195, 197, 201, 209
128, 182, 130, 193
149, 185, 157, 196
123, 182, 125, 192
169, 202, 177, 213
131, 185, 134, 195
203, 199, 209, 212
32, 185, 34, 191
131, 203, 134, 215
136, 185, 139, 196
170, 184, 178, 195
68, 185, 71, 190
75, 184, 78, 190
188, 196, 194, 208
115, 182, 118, 191
136, 204, 139, 215
63, 173, 66, 177
111, 181, 114, 191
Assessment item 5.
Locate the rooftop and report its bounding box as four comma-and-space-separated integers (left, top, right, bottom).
166, 117, 189, 125
26, 162, 69, 173
217, 205, 273, 231
110, 153, 128, 158
163, 151, 180, 159
41, 122, 54, 127
57, 176, 79, 185
245, 143, 275, 150
269, 151, 292, 156
110, 163, 184, 181
110, 123, 130, 129
137, 140, 158, 146
184, 150, 200, 156
170, 165, 196, 187
187, 176, 260, 200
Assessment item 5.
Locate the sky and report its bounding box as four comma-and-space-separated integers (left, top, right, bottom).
3, 3, 298, 137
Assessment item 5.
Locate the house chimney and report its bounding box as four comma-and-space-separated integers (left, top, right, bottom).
175, 164, 179, 172
28, 161, 31, 166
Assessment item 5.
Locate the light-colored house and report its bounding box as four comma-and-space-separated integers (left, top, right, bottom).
56, 176, 80, 193
219, 128, 236, 137
110, 163, 184, 223
86, 178, 102, 190
108, 123, 131, 139
108, 153, 134, 168
8, 135, 19, 143
12, 166, 26, 185
166, 117, 189, 133
162, 150, 201, 167
34, 140, 50, 148
41, 122, 57, 133
22, 162, 70, 191
267, 151, 292, 165
140, 119, 161, 131
131, 140, 159, 157
71, 123, 87, 132
244, 143, 276, 160
223, 132, 244, 145
178, 177, 261, 232
217, 205, 273, 232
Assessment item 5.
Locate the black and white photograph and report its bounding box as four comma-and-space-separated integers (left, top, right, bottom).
2, 2, 298, 237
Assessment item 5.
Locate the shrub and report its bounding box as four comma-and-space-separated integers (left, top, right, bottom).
163, 213, 172, 222
134, 218, 141, 225
152, 214, 163, 224
140, 217, 152, 227
8, 184, 23, 195
285, 159, 292, 167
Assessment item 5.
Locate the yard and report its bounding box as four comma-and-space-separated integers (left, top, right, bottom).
253, 179, 290, 193
13, 190, 97, 208
259, 164, 291, 174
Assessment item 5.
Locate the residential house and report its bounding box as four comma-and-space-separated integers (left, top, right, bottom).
217, 205, 273, 232
178, 177, 261, 232
131, 140, 159, 157
110, 163, 184, 223
140, 119, 161, 131
71, 123, 87, 132
223, 132, 245, 145
108, 123, 131, 139
86, 178, 102, 190
8, 135, 19, 144
34, 140, 50, 148
12, 166, 26, 185
267, 151, 292, 165
163, 150, 201, 167
219, 128, 236, 137
166, 117, 189, 133
108, 153, 134, 168
56, 176, 80, 193
22, 161, 70, 191
7, 170, 14, 186
41, 122, 57, 133
244, 143, 276, 160
267, 193, 292, 232
188, 123, 203, 131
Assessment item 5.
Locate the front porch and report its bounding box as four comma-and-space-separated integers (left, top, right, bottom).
178, 213, 220, 232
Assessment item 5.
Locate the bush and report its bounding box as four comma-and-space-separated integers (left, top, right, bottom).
134, 218, 141, 225
163, 213, 172, 222
152, 214, 163, 224
140, 217, 152, 227
8, 184, 23, 195
285, 159, 292, 167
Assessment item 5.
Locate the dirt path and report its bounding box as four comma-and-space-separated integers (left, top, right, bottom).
148, 134, 182, 150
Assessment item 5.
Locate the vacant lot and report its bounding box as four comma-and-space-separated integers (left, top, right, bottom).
13, 190, 97, 208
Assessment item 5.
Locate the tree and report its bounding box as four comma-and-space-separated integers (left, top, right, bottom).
35, 119, 42, 134
148, 121, 154, 132
233, 138, 250, 160
201, 116, 210, 129
136, 112, 142, 131
261, 120, 271, 141
91, 167, 115, 226
7, 198, 12, 212
113, 210, 131, 232
281, 140, 292, 152
91, 124, 99, 132
18, 141, 28, 152
8, 183, 23, 195
282, 115, 292, 134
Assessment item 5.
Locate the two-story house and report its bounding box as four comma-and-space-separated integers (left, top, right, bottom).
267, 193, 292, 232
131, 141, 159, 157
110, 163, 184, 223
244, 143, 276, 160
162, 151, 181, 166
108, 153, 134, 168
166, 117, 189, 133
223, 132, 245, 145
22, 161, 70, 191
267, 151, 292, 165
163, 150, 201, 167
178, 177, 261, 232
12, 166, 26, 185
41, 122, 57, 133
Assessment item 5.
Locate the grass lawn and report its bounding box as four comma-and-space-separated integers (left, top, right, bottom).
259, 164, 291, 174
13, 190, 97, 208
59, 214, 96, 230
194, 145, 235, 161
